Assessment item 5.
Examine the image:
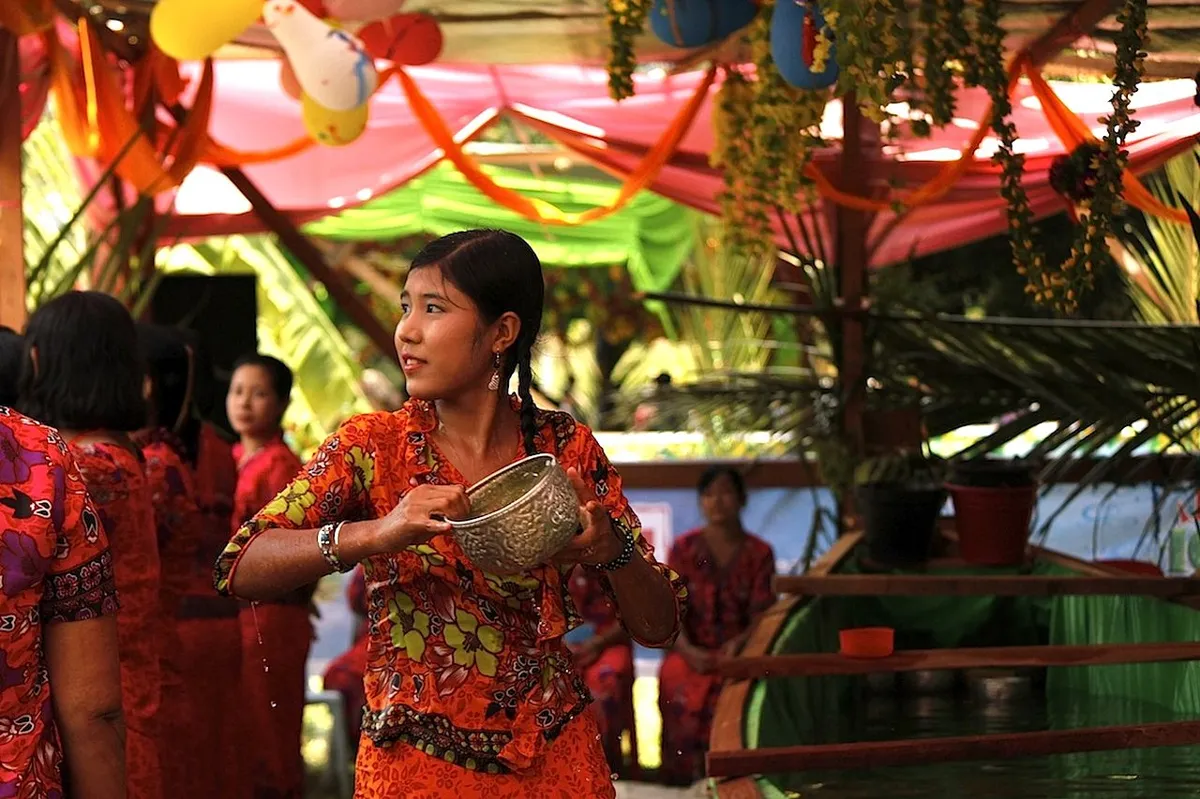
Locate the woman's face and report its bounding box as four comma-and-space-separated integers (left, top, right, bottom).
226, 365, 284, 439
700, 473, 744, 526
396, 268, 512, 400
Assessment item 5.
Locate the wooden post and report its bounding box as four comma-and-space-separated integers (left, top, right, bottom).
0, 29, 26, 330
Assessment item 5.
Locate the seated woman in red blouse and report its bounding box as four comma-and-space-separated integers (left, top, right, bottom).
658, 466, 776, 786
0, 408, 125, 798
226, 353, 309, 799
19, 290, 164, 799
214, 229, 686, 799
566, 567, 634, 775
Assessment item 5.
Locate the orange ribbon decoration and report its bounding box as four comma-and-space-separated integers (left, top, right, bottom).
1020, 63, 1189, 224
393, 64, 718, 226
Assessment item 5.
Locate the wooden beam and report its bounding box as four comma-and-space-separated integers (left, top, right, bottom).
0, 30, 25, 331
706, 720, 1200, 777
717, 641, 1200, 680
1023, 0, 1124, 67
773, 574, 1200, 598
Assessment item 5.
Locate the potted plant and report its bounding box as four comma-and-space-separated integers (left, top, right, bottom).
946, 458, 1038, 566
854, 450, 947, 567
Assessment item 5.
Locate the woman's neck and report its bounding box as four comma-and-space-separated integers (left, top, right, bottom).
434, 390, 516, 458
703, 520, 745, 544
238, 431, 280, 456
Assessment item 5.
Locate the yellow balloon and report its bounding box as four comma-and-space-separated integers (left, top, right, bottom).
302, 94, 369, 147
150, 0, 263, 61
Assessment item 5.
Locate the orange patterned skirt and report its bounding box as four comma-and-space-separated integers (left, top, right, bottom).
353, 710, 616, 799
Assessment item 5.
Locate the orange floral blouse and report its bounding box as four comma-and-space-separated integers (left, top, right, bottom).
214, 400, 687, 774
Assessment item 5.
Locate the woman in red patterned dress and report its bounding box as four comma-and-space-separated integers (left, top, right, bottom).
566, 567, 635, 774
136, 324, 248, 798
0, 407, 125, 798
657, 466, 776, 785
215, 230, 686, 798
19, 291, 163, 799
226, 354, 310, 799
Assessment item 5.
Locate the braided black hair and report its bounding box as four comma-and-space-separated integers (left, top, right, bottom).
408, 230, 544, 455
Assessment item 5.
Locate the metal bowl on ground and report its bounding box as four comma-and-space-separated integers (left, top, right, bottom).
447, 453, 580, 575
967, 668, 1033, 705
900, 669, 959, 695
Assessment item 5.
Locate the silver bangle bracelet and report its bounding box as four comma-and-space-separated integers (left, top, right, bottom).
317, 522, 353, 573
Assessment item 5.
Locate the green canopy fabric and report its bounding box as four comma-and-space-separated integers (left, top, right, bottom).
303, 163, 700, 294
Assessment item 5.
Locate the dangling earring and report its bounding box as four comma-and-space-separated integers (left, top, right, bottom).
487, 352, 502, 391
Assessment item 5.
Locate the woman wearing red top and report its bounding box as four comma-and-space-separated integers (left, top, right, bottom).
135, 324, 248, 798
215, 229, 686, 798
227, 354, 309, 799
566, 568, 634, 774
0, 408, 125, 798
19, 291, 163, 799
657, 466, 776, 785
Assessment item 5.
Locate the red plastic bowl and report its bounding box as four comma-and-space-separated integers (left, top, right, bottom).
839, 627, 895, 658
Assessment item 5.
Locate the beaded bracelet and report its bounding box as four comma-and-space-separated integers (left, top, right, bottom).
593, 520, 636, 572
317, 522, 353, 573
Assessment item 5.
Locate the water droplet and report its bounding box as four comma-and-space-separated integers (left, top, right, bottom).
269, 701, 278, 709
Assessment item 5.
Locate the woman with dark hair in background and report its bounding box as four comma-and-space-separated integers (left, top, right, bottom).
0, 326, 22, 406
657, 466, 776, 786
0, 405, 126, 797
226, 353, 309, 799
19, 290, 163, 799
135, 323, 246, 799
214, 229, 685, 798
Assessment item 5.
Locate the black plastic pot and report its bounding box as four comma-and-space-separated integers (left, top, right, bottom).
857, 483, 948, 567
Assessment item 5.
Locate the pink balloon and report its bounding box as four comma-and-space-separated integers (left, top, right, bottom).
323, 0, 405, 22
279, 58, 302, 101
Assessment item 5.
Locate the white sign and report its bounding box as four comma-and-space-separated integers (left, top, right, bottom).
632, 501, 674, 558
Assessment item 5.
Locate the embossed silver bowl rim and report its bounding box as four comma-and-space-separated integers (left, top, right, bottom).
445, 453, 568, 527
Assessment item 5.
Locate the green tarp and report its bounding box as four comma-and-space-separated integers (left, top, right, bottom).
303, 163, 700, 294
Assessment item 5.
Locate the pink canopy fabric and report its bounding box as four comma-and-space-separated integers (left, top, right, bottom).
150, 60, 1200, 264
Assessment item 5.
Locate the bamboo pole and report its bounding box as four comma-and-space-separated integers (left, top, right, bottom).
773, 574, 1200, 598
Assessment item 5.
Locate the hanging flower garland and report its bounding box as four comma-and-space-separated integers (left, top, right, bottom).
1055, 0, 1148, 306
973, 0, 1057, 311
711, 0, 826, 260
605, 0, 653, 101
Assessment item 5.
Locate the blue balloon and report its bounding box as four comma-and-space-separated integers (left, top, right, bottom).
649, 0, 759, 49
771, 0, 839, 90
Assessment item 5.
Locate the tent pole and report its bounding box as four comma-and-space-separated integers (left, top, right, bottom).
0, 29, 25, 330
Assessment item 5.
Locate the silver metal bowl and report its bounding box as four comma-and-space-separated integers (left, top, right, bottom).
447, 453, 581, 575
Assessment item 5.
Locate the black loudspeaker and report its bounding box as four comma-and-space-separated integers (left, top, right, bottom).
148, 273, 258, 435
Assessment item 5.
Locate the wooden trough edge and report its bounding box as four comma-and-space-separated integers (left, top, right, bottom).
706, 719, 1200, 778
773, 573, 1200, 598
716, 640, 1200, 679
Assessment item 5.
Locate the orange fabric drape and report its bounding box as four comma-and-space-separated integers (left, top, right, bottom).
47, 23, 214, 195
0, 0, 54, 36
394, 64, 718, 226
1021, 64, 1190, 224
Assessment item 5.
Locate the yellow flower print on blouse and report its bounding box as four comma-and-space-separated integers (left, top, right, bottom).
260, 479, 316, 526
388, 592, 431, 662
347, 445, 375, 494
444, 610, 504, 677
411, 543, 446, 571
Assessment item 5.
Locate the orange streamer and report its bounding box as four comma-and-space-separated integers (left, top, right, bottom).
1021, 64, 1189, 224
0, 0, 54, 35
393, 64, 718, 226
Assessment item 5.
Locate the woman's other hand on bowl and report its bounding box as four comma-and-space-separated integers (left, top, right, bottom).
374, 484, 470, 553
551, 467, 622, 567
